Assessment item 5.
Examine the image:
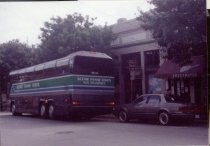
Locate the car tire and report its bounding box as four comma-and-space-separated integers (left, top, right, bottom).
48, 104, 55, 120
40, 104, 48, 119
11, 104, 22, 116
119, 110, 129, 122
158, 111, 170, 125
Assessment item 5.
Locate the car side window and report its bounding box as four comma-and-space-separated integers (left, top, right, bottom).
147, 95, 161, 104
133, 96, 148, 105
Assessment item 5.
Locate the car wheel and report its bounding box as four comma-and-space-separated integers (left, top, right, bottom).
40, 104, 48, 118
48, 104, 55, 120
158, 111, 170, 125
119, 110, 129, 122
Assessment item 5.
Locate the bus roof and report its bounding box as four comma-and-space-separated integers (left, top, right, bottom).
9, 51, 112, 76
66, 51, 112, 59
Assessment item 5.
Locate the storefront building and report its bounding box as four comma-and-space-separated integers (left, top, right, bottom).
111, 18, 207, 112
110, 18, 166, 105
155, 55, 207, 105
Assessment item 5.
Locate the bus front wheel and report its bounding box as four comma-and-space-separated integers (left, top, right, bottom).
40, 104, 48, 118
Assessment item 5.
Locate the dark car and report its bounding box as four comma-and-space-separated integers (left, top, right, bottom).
117, 94, 196, 125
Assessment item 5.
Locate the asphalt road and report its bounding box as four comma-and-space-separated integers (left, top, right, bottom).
0, 112, 208, 146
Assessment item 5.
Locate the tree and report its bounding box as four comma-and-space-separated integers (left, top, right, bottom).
38, 13, 115, 62
138, 0, 206, 65
0, 39, 35, 99
0, 39, 34, 73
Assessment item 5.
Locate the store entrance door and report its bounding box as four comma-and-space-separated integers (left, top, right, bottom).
121, 53, 142, 104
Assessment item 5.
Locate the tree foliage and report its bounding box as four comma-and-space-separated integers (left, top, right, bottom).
38, 13, 115, 62
138, 0, 206, 64
0, 39, 35, 73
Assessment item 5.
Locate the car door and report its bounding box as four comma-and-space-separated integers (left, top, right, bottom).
131, 95, 149, 118
144, 95, 161, 118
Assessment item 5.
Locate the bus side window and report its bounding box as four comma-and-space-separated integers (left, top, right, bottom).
57, 65, 70, 76
42, 68, 56, 78
63, 66, 70, 75
26, 72, 34, 81
35, 70, 43, 80
14, 75, 19, 83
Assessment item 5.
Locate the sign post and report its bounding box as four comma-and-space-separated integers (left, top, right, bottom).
128, 59, 142, 102
130, 70, 135, 102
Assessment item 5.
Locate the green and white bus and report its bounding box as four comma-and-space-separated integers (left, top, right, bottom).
9, 51, 116, 119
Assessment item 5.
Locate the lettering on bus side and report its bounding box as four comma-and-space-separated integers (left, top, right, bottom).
15, 82, 40, 90
90, 78, 104, 85
77, 77, 90, 84
32, 82, 40, 88
24, 84, 31, 88
101, 78, 112, 83
76, 76, 112, 86
16, 84, 23, 89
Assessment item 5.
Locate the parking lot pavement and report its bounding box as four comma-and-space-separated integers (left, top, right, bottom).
209, 110, 210, 144
0, 112, 208, 146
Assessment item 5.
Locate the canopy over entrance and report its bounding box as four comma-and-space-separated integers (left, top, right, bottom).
155, 55, 205, 79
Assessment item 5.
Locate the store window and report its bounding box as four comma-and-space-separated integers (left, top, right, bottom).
144, 50, 160, 68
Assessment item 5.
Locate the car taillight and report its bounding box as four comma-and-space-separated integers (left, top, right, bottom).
178, 106, 193, 112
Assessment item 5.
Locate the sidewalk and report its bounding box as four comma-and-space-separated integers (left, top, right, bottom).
94, 114, 119, 122
96, 114, 208, 126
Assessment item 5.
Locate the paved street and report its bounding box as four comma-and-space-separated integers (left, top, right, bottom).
0, 112, 208, 146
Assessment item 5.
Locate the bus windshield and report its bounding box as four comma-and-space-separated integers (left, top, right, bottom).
73, 56, 115, 76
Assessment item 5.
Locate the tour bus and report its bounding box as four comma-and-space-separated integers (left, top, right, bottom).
9, 51, 116, 119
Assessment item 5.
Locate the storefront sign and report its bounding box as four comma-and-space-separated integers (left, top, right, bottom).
128, 60, 137, 71
172, 73, 197, 78
130, 68, 142, 80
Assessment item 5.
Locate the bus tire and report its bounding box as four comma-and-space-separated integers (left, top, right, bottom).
48, 104, 55, 120
40, 104, 48, 119
11, 103, 21, 116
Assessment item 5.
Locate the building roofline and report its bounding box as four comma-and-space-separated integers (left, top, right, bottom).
111, 40, 156, 49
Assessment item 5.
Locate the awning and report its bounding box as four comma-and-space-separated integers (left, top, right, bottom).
155, 55, 205, 79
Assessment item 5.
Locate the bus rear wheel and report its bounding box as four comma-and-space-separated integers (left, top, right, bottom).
40, 104, 48, 118
48, 104, 55, 120
11, 104, 21, 116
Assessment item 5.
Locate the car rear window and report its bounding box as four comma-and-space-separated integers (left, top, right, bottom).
165, 96, 175, 103
165, 96, 190, 104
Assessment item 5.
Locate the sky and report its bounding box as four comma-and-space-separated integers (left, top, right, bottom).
0, 1, 153, 46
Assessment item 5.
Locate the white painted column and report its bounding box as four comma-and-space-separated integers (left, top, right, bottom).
165, 80, 169, 90
140, 51, 146, 94
190, 85, 195, 103
118, 55, 125, 105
